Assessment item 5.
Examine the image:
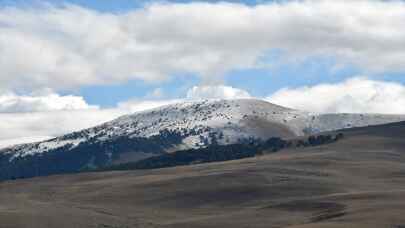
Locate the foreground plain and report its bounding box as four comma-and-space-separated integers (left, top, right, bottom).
1, 122, 405, 227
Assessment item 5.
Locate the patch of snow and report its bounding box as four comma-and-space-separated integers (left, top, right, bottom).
3, 98, 405, 159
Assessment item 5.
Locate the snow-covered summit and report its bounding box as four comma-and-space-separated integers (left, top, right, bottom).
3, 98, 405, 159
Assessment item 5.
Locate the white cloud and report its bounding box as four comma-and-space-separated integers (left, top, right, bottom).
186, 85, 251, 100
117, 84, 252, 113
1, 1, 405, 91
4, 0, 405, 148
0, 84, 253, 148
0, 108, 126, 148
0, 92, 116, 148
0, 92, 97, 112
119, 85, 252, 114
0, 92, 183, 148
2, 78, 405, 148
0, 136, 53, 149
146, 88, 165, 99
118, 99, 182, 113
267, 77, 405, 114
0, 92, 122, 148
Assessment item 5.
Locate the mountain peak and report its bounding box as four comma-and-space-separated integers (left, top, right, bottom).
1, 98, 405, 181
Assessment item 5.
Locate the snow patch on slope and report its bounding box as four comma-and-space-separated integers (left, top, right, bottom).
3, 98, 405, 159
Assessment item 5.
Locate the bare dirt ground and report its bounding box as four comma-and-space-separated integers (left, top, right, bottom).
1, 122, 405, 228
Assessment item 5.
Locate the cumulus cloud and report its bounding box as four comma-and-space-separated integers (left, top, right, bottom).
0, 84, 255, 147
267, 77, 405, 114
1, 1, 405, 91
119, 85, 252, 113
0, 91, 183, 148
186, 85, 251, 100
4, 0, 405, 148
0, 92, 97, 112
2, 78, 405, 148
118, 99, 182, 113
0, 91, 113, 148
0, 108, 126, 148
0, 92, 120, 148
0, 136, 53, 149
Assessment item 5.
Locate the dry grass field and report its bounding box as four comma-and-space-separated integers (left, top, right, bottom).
1, 122, 405, 228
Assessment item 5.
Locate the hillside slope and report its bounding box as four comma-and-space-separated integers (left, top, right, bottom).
0, 98, 404, 180
1, 122, 405, 227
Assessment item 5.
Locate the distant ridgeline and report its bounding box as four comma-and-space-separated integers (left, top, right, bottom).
0, 130, 343, 181
0, 129, 185, 181
101, 133, 344, 171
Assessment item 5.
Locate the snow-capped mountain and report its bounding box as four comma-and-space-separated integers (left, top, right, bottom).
0, 98, 404, 180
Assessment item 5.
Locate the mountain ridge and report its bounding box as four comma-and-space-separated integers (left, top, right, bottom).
0, 98, 404, 180
2, 120, 405, 227
3, 98, 405, 157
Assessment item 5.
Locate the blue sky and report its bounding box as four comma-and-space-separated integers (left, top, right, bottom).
1, 0, 405, 108
0, 0, 268, 11
2, 0, 405, 146
16, 0, 361, 108
1, 0, 296, 107
0, 0, 310, 108
77, 56, 360, 107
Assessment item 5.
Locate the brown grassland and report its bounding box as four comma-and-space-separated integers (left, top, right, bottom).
1, 122, 405, 228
